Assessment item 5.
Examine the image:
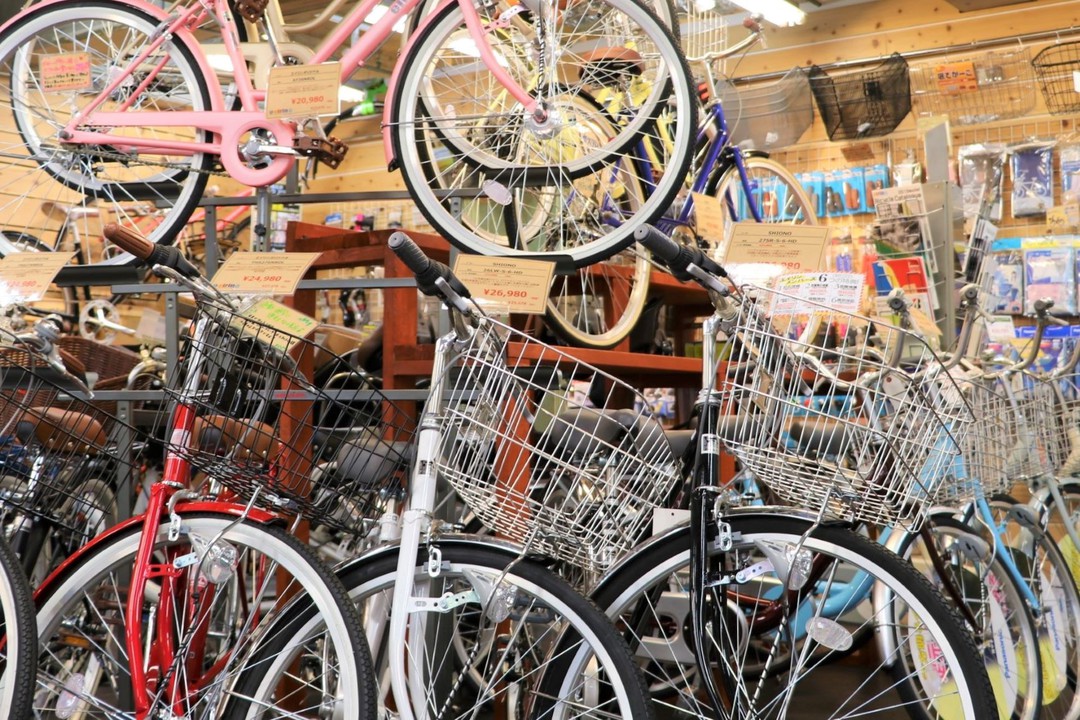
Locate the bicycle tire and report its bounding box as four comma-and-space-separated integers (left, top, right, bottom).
335, 541, 654, 720
34, 513, 377, 720
706, 155, 818, 255
892, 513, 1042, 720
987, 493, 1080, 720
0, 0, 213, 267
590, 512, 998, 719
0, 535, 36, 720
406, 0, 678, 37
391, 0, 697, 268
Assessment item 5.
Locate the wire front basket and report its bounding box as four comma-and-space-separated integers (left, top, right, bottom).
1033, 42, 1080, 115
158, 298, 415, 533
809, 53, 912, 141
727, 68, 814, 151
715, 287, 973, 530
936, 376, 1013, 505
909, 48, 1036, 125
433, 317, 682, 573
676, 0, 727, 64
0, 341, 136, 533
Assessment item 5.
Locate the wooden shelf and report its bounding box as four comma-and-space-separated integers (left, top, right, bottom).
285, 221, 710, 390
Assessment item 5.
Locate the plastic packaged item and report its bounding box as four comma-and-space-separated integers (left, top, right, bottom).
841, 168, 866, 214
1009, 140, 1055, 218
863, 164, 889, 211
1061, 139, 1080, 202
893, 152, 923, 186
987, 239, 1024, 314
1024, 245, 1077, 314
959, 143, 1006, 221
798, 172, 826, 218
824, 169, 846, 218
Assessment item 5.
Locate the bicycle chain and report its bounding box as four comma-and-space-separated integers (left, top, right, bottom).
53, 142, 231, 179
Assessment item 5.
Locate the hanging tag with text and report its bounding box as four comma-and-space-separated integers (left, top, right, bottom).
452, 255, 555, 314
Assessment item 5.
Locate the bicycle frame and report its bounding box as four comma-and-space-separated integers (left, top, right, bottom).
32, 0, 538, 186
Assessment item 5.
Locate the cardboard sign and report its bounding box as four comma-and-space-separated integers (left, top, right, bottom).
0, 252, 74, 303
723, 222, 829, 274
692, 192, 727, 242
452, 255, 555, 314
934, 61, 978, 95
265, 63, 340, 119
213, 252, 320, 296
40, 53, 91, 92
770, 272, 865, 315
234, 298, 319, 353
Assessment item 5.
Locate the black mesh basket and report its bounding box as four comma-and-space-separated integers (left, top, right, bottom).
1032, 42, 1080, 115
809, 54, 912, 141
157, 298, 416, 534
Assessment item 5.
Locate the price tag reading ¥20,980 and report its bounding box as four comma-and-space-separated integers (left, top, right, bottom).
452, 255, 555, 314
265, 63, 340, 119
213, 252, 321, 296
0, 252, 75, 303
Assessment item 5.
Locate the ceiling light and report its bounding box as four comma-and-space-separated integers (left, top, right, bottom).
728, 0, 805, 27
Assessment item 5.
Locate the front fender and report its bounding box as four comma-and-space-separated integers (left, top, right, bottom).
381, 0, 458, 168
35, 501, 285, 601
335, 532, 547, 577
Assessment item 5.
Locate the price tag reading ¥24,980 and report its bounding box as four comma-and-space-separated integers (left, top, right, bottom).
452, 255, 555, 315
0, 252, 75, 303
265, 63, 341, 119
213, 252, 321, 296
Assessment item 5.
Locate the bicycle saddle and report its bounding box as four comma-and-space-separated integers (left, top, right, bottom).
17, 407, 108, 453
332, 433, 412, 490
193, 415, 277, 463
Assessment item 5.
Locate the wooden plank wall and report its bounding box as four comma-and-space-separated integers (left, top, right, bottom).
727, 0, 1080, 237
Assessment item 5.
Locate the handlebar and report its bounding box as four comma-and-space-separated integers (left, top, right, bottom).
103, 224, 200, 278
388, 232, 472, 305
633, 225, 727, 283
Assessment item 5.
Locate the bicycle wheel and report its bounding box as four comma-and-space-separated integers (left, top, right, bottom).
1035, 479, 1080, 585
707, 155, 818, 256
545, 245, 650, 348
392, 0, 696, 267
591, 512, 998, 719
894, 514, 1041, 720
334, 541, 653, 720
0, 0, 213, 266
0, 535, 36, 720
986, 494, 1080, 720
33, 513, 376, 720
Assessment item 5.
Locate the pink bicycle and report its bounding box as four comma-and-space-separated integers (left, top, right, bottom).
0, 0, 695, 267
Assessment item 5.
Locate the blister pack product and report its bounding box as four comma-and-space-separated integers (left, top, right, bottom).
987, 239, 1024, 314
959, 143, 1006, 221
840, 168, 866, 214
1024, 244, 1077, 315
798, 171, 826, 218
1061, 139, 1080, 201
1010, 140, 1055, 218
863, 164, 889, 212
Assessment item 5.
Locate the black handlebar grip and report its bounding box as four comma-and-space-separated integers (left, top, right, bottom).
633, 225, 681, 263
1033, 298, 1055, 314
388, 231, 471, 299
146, 244, 200, 278
388, 232, 432, 277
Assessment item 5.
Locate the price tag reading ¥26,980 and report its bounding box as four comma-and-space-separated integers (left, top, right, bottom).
0, 252, 75, 303
213, 252, 321, 296
452, 255, 555, 314
265, 63, 341, 119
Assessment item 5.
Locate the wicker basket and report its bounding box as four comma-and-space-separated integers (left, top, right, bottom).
1033, 42, 1080, 115
727, 68, 814, 151
910, 48, 1035, 125
809, 54, 912, 141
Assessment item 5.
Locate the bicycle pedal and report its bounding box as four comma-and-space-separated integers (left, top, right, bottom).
235, 0, 269, 22
294, 136, 348, 169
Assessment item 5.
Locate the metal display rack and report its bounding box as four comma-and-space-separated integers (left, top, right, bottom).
909, 47, 1036, 125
